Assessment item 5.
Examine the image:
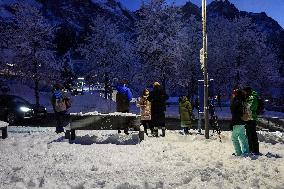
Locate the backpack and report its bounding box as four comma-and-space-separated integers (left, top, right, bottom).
256, 96, 264, 115
53, 90, 67, 112
65, 98, 71, 109
241, 102, 252, 121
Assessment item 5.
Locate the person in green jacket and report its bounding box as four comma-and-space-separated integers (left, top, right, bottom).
243, 86, 260, 155
179, 96, 192, 135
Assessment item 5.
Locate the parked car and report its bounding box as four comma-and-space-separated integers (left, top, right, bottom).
0, 95, 47, 124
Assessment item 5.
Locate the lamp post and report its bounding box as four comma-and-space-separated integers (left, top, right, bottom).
202, 0, 209, 139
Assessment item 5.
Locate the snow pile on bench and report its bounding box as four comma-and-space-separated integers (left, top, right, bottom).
70, 111, 140, 117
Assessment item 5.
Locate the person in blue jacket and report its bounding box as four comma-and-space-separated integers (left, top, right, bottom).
116, 80, 133, 134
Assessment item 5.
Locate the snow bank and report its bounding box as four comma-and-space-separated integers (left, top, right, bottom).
0, 121, 8, 128
0, 128, 283, 189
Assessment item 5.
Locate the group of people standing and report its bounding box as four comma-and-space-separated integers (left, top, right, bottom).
116, 81, 169, 137
51, 79, 261, 157
230, 86, 260, 156
116, 80, 195, 137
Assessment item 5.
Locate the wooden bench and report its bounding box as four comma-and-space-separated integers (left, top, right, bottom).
64, 113, 143, 143
0, 121, 9, 139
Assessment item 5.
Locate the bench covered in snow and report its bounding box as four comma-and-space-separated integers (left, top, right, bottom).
65, 112, 143, 142
0, 121, 9, 139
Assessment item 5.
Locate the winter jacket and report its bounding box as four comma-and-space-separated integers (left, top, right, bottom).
116, 84, 132, 113
148, 86, 169, 126
246, 91, 258, 120
137, 95, 151, 120
230, 98, 246, 130
179, 96, 192, 128
51, 90, 68, 113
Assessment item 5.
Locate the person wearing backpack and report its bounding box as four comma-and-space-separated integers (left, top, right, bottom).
116, 80, 133, 135
243, 86, 260, 155
51, 83, 71, 134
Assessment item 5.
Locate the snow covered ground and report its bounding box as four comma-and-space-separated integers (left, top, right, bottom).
0, 127, 283, 189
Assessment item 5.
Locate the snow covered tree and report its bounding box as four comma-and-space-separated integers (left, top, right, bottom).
136, 0, 183, 91
207, 16, 281, 95
78, 16, 136, 87
2, 2, 57, 105
175, 15, 202, 98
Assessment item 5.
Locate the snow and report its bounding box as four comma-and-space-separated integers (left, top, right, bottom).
0, 127, 283, 189
0, 121, 8, 128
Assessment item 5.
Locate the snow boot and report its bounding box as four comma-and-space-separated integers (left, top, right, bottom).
153, 127, 159, 137
161, 127, 166, 137
150, 129, 154, 135
124, 127, 129, 135
144, 127, 148, 136
184, 127, 189, 135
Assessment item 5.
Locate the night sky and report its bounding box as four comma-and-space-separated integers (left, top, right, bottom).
118, 0, 284, 28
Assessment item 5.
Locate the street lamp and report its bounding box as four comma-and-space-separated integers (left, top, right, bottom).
202, 0, 209, 139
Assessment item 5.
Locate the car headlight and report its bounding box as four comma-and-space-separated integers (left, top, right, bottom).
20, 106, 32, 112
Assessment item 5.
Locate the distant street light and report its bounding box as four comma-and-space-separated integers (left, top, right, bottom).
202, 0, 209, 139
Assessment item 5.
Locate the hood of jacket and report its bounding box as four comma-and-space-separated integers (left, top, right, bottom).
116, 84, 132, 101
181, 96, 188, 103
116, 84, 128, 94
251, 91, 258, 97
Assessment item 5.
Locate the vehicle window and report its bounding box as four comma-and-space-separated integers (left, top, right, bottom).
12, 97, 30, 104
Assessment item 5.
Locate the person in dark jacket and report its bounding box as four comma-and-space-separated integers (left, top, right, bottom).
243, 86, 260, 155
116, 80, 133, 134
148, 82, 169, 137
230, 89, 249, 156
51, 82, 70, 134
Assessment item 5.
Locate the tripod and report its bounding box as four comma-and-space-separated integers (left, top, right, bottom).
209, 101, 222, 142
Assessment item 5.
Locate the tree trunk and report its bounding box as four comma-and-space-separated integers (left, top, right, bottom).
33, 42, 40, 107
34, 61, 40, 107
